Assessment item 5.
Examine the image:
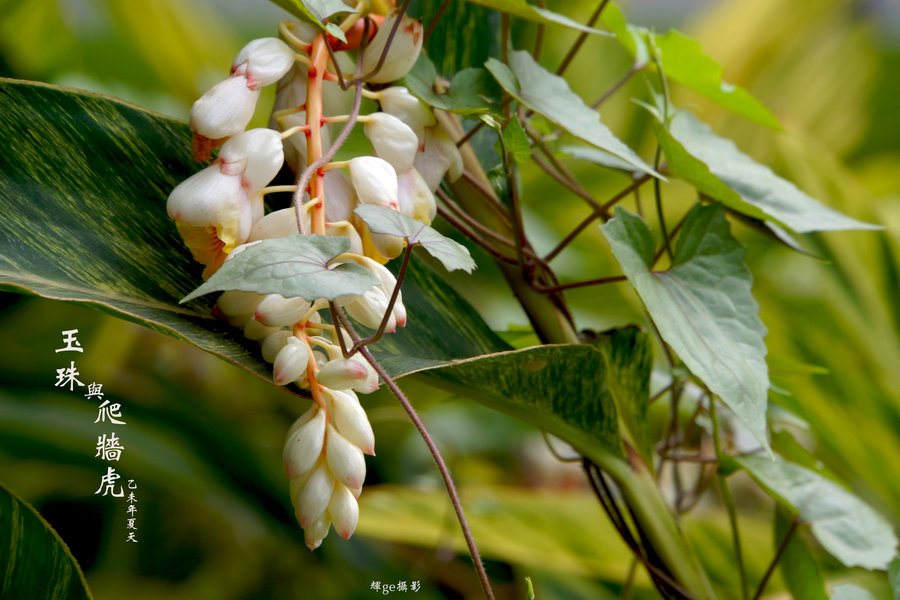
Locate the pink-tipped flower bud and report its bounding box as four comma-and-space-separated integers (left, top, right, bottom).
220, 128, 284, 194
414, 126, 464, 191
348, 156, 399, 210
283, 407, 326, 477
364, 112, 418, 173
255, 294, 311, 327
216, 290, 264, 327
232, 37, 295, 88
190, 75, 259, 140
273, 336, 311, 385
398, 167, 436, 224
379, 86, 435, 143
362, 12, 423, 84
294, 462, 335, 527
325, 424, 366, 490
344, 287, 397, 332
326, 389, 375, 455
328, 484, 359, 539
349, 356, 379, 394
317, 358, 369, 391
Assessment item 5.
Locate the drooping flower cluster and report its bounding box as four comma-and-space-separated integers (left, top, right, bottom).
166, 8, 463, 549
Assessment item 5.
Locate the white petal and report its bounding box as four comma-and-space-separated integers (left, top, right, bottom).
325, 388, 375, 455
216, 290, 263, 317
283, 406, 326, 477
232, 37, 295, 88
398, 167, 436, 224
261, 329, 292, 363
379, 86, 435, 143
327, 484, 359, 539
326, 221, 364, 255
294, 462, 334, 527
323, 169, 357, 222
325, 424, 366, 489
167, 166, 251, 251
255, 294, 311, 327
248, 207, 301, 241
362, 12, 423, 84
365, 112, 418, 173
273, 336, 311, 385
190, 75, 259, 139
303, 513, 331, 550
317, 358, 369, 391
244, 318, 280, 341
220, 128, 284, 194
414, 126, 464, 191
348, 156, 399, 209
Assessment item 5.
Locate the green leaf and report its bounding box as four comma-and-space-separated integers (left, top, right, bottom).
602, 3, 779, 128
411, 0, 498, 78
503, 117, 532, 163
180, 235, 379, 303
0, 79, 503, 384
601, 204, 770, 449
654, 110, 880, 233
559, 144, 643, 176
591, 327, 653, 465
266, 0, 351, 35
403, 344, 622, 458
353, 206, 476, 273
775, 504, 828, 600
485, 51, 661, 179
403, 54, 495, 115
460, 0, 612, 35
830, 585, 877, 600
0, 481, 92, 600
890, 555, 900, 600
738, 456, 898, 571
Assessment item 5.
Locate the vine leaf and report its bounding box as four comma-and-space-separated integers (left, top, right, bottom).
559, 145, 642, 176
601, 203, 770, 450
653, 110, 880, 233
403, 54, 496, 115
267, 0, 350, 41
0, 481, 93, 600
485, 50, 661, 179
829, 586, 877, 600
775, 504, 828, 600
602, 3, 779, 129
353, 206, 476, 273
737, 456, 898, 571
459, 0, 611, 35
891, 556, 900, 600
180, 235, 378, 303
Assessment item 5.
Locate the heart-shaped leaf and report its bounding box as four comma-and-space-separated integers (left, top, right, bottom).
0, 481, 92, 600
180, 235, 379, 303
601, 203, 770, 450
459, 0, 610, 35
353, 206, 476, 273
485, 51, 661, 179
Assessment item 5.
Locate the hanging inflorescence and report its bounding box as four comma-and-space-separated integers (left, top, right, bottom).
166, 7, 463, 550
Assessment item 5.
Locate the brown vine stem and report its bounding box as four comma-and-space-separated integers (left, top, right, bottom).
591, 66, 640, 109
532, 274, 627, 293
752, 517, 799, 600
423, 0, 452, 43
544, 174, 652, 262
556, 0, 610, 75
352, 341, 496, 600
435, 203, 519, 265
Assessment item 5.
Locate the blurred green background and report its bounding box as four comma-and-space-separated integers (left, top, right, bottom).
0, 0, 898, 598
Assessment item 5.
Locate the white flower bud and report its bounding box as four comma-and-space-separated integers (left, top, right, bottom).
232, 37, 295, 88
398, 167, 436, 224
370, 231, 405, 259
220, 128, 284, 194
365, 112, 418, 173
244, 318, 280, 341
328, 483, 359, 539
325, 424, 366, 490
249, 207, 301, 241
255, 294, 311, 327
273, 336, 311, 385
283, 407, 326, 478
261, 329, 292, 363
349, 355, 379, 394
190, 75, 259, 139
216, 290, 263, 317
303, 513, 331, 551
294, 462, 335, 527
379, 86, 435, 143
323, 170, 357, 223
286, 403, 318, 437
317, 358, 369, 391
414, 126, 464, 191
344, 287, 397, 332
326, 389, 375, 455
348, 156, 399, 210
362, 12, 423, 84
